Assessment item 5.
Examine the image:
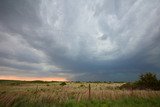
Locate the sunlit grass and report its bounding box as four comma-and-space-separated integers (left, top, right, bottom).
0, 81, 160, 107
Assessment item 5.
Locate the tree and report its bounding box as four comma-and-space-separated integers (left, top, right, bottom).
137, 72, 160, 90
120, 72, 160, 90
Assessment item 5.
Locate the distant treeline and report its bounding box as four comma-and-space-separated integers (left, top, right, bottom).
0, 80, 125, 84
70, 81, 125, 83
0, 80, 60, 85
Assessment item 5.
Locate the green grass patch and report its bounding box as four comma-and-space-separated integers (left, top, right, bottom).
64, 97, 160, 107
9, 97, 159, 107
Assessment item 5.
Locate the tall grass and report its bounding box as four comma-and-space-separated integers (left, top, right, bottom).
0, 82, 160, 107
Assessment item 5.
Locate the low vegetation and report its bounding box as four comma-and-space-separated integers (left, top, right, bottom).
120, 72, 160, 90
60, 82, 67, 86
0, 72, 160, 107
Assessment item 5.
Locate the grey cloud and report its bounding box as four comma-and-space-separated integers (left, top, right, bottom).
0, 0, 42, 29
0, 32, 45, 64
0, 0, 160, 81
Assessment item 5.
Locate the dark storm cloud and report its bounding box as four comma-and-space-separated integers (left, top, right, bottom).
0, 0, 42, 30
0, 0, 160, 81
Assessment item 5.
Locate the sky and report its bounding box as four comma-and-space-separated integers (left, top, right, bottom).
0, 0, 160, 81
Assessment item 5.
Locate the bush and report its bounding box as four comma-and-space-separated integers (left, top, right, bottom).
60, 82, 67, 86
120, 72, 160, 90
79, 84, 85, 88
119, 83, 133, 90
136, 72, 160, 90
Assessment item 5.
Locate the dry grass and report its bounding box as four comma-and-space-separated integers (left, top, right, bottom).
0, 82, 160, 106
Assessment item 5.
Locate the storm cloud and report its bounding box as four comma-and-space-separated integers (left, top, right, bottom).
0, 0, 160, 81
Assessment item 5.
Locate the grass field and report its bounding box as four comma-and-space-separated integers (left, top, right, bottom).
0, 80, 160, 107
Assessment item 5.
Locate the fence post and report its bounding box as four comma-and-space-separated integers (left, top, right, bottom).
88, 84, 91, 100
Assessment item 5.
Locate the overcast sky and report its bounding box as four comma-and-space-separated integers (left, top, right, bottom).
0, 0, 160, 81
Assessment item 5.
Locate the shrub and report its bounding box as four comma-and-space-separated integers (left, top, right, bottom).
120, 72, 160, 90
79, 84, 85, 88
136, 72, 160, 90
60, 82, 67, 86
128, 72, 160, 90
119, 83, 132, 90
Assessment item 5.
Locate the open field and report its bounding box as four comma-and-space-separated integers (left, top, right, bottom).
0, 80, 160, 107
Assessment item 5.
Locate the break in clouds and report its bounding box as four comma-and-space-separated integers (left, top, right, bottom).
0, 0, 160, 81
